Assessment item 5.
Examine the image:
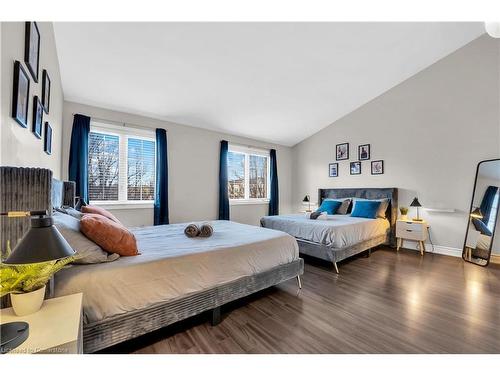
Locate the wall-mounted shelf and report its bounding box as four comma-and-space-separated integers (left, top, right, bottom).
424, 208, 456, 213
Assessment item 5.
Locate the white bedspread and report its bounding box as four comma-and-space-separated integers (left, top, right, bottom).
54, 221, 298, 323
261, 214, 390, 248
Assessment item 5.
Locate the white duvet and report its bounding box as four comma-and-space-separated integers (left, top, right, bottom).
54, 221, 299, 323
260, 214, 390, 248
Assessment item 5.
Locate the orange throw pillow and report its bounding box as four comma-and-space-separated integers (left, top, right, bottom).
80, 214, 139, 256
82, 205, 121, 224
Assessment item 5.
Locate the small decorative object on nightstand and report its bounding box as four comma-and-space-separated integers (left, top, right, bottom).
399, 206, 409, 221
1, 293, 83, 354
396, 220, 429, 256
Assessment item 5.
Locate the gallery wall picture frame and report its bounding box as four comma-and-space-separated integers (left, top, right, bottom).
42, 69, 51, 114
44, 122, 52, 155
24, 21, 40, 82
371, 160, 384, 175
12, 60, 30, 128
32, 96, 43, 139
329, 163, 338, 177
336, 143, 349, 160
358, 144, 370, 160
350, 161, 361, 175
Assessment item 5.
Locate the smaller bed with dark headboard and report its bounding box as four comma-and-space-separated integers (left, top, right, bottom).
261, 188, 398, 273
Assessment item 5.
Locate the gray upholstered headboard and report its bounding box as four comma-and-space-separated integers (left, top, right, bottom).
0, 166, 75, 256
318, 188, 398, 246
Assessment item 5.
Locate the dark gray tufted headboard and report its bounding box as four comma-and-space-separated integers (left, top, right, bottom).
318, 187, 398, 246
0, 167, 75, 256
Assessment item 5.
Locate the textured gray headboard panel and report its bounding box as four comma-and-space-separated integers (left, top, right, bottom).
0, 167, 52, 255
0, 168, 76, 256
318, 187, 398, 246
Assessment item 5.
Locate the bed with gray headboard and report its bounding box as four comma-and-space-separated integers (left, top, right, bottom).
0, 166, 303, 353
261, 188, 398, 273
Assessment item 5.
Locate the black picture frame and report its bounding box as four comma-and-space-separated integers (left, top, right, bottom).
44, 122, 52, 155
24, 21, 40, 83
329, 163, 338, 177
350, 161, 361, 175
42, 70, 51, 114
11, 60, 30, 128
336, 143, 349, 160
371, 160, 384, 175
358, 144, 370, 160
32, 96, 43, 139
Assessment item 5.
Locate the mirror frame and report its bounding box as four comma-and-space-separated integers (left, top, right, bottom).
462, 158, 500, 267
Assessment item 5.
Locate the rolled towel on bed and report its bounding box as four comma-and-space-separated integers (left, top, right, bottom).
199, 222, 214, 237
184, 223, 200, 238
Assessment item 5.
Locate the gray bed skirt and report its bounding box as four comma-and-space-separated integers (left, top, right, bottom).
297, 234, 388, 264
83, 258, 304, 353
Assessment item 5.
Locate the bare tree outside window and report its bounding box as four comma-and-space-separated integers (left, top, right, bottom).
228, 151, 245, 199
127, 138, 155, 201
249, 155, 267, 199
228, 150, 269, 200
88, 132, 119, 200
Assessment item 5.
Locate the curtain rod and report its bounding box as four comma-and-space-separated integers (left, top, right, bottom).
73, 114, 165, 132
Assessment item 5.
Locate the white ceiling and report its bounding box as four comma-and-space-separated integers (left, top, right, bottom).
54, 22, 484, 146
479, 160, 500, 181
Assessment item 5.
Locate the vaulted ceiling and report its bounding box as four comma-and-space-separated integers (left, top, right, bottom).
54, 22, 484, 146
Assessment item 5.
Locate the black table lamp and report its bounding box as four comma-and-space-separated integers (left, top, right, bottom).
303, 195, 311, 212
0, 210, 75, 354
410, 197, 423, 222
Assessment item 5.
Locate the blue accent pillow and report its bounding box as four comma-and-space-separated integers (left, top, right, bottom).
316, 200, 342, 215
350, 200, 382, 219
472, 218, 492, 236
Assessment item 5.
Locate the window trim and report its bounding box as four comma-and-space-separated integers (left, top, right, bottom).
228, 145, 271, 204
89, 121, 156, 206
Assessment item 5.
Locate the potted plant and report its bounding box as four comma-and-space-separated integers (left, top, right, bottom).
399, 206, 409, 221
1, 244, 75, 316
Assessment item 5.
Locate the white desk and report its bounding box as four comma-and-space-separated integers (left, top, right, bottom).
1, 293, 83, 354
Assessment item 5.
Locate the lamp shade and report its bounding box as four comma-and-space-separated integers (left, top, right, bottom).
485, 22, 500, 38
3, 216, 75, 264
302, 195, 310, 203
470, 208, 483, 219
410, 197, 422, 207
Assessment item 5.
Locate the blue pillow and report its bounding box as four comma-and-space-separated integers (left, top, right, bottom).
316, 200, 342, 215
472, 218, 492, 236
350, 200, 381, 219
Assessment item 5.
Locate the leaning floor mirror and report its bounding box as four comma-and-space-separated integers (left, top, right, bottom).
463, 159, 500, 266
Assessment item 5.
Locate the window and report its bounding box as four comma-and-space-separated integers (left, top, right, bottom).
88, 121, 156, 205
487, 191, 499, 232
228, 145, 270, 203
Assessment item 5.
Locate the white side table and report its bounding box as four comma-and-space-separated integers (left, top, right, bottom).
1, 293, 83, 354
396, 220, 430, 256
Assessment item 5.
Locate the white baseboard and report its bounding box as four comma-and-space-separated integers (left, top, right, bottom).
399, 241, 462, 258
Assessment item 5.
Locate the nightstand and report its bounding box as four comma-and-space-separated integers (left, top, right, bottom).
1, 293, 83, 354
396, 220, 429, 256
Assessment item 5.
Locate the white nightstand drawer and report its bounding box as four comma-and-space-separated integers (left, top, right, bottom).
396, 227, 427, 241
397, 221, 424, 232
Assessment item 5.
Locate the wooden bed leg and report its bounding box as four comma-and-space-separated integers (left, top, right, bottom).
210, 307, 221, 326
333, 262, 339, 274
296, 275, 302, 289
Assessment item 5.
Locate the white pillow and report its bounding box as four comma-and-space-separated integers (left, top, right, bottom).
351, 198, 390, 219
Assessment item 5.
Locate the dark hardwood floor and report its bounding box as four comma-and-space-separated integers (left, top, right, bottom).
103, 247, 500, 354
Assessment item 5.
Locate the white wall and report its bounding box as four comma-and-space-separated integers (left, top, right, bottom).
62, 101, 293, 227
1, 22, 64, 177
292, 35, 500, 252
